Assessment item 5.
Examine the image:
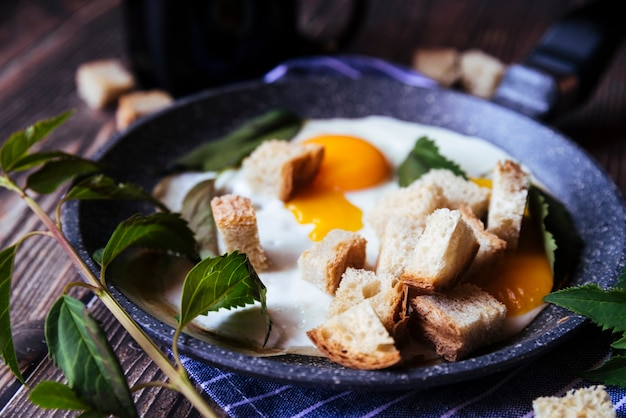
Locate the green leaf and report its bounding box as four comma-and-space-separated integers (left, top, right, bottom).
172, 109, 303, 172
0, 245, 24, 384
63, 174, 168, 211
1, 111, 72, 172
178, 251, 271, 340
6, 150, 71, 173
29, 380, 92, 411
544, 284, 626, 333
613, 333, 626, 349
180, 179, 219, 258
26, 157, 100, 194
616, 268, 626, 290
530, 186, 583, 290
45, 295, 138, 418
527, 187, 557, 275
100, 213, 198, 271
397, 136, 467, 187
582, 354, 626, 387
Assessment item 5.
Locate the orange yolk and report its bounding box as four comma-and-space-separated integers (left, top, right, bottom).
286, 135, 391, 241
467, 205, 553, 317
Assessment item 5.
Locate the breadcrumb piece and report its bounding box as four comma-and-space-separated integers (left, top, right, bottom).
533, 385, 616, 418
210, 194, 269, 271
116, 90, 173, 130
76, 59, 135, 109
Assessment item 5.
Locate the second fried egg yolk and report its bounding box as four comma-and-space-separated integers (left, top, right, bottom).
286, 135, 391, 241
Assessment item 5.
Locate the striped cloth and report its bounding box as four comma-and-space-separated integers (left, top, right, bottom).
183, 57, 625, 416
184, 323, 625, 417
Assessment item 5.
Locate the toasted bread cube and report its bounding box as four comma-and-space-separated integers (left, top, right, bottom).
376, 216, 425, 278
76, 59, 135, 109
307, 300, 401, 370
401, 208, 479, 292
367, 182, 444, 238
116, 90, 173, 130
410, 169, 491, 219
486, 160, 530, 250
533, 385, 616, 418
328, 268, 405, 332
412, 47, 460, 87
411, 284, 507, 361
459, 49, 506, 98
243, 140, 324, 201
459, 204, 507, 280
298, 229, 367, 295
210, 194, 269, 271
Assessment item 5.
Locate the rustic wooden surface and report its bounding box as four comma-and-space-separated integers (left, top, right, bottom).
0, 0, 624, 416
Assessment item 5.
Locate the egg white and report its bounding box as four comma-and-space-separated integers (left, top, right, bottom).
158, 115, 542, 352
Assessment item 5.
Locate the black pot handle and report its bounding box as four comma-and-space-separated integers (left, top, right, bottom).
493, 0, 626, 120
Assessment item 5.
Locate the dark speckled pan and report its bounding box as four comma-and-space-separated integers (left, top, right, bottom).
62, 76, 626, 390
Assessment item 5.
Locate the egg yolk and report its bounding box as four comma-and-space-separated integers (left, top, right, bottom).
286, 135, 391, 241
468, 215, 553, 316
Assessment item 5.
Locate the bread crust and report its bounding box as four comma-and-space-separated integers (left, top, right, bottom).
116, 90, 173, 130
75, 59, 135, 109
307, 300, 401, 370
243, 140, 324, 201
410, 284, 507, 361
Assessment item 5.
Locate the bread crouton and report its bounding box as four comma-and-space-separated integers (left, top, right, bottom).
410, 284, 507, 361
459, 204, 507, 280
210, 194, 269, 271
459, 49, 506, 98
401, 208, 479, 293
76, 59, 135, 109
116, 90, 173, 130
533, 385, 616, 418
242, 140, 324, 201
486, 160, 530, 250
307, 300, 401, 370
327, 268, 405, 332
411, 169, 491, 219
376, 216, 425, 278
367, 182, 444, 238
298, 229, 367, 295
412, 48, 460, 87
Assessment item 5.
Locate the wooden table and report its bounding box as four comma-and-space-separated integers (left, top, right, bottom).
1, 0, 624, 416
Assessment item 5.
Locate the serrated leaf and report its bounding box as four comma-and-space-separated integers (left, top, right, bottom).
0, 245, 24, 384
397, 136, 467, 187
45, 295, 138, 417
26, 157, 100, 194
582, 354, 626, 387
544, 284, 626, 333
180, 179, 219, 258
100, 213, 198, 271
178, 251, 270, 340
29, 380, 92, 411
171, 109, 303, 172
64, 174, 168, 211
1, 111, 72, 172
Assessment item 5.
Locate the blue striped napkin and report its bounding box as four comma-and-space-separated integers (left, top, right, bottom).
182, 57, 625, 417
183, 323, 624, 417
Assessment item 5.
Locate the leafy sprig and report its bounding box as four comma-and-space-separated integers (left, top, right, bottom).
0, 112, 270, 416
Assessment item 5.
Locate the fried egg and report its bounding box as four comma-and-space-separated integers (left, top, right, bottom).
158, 116, 554, 354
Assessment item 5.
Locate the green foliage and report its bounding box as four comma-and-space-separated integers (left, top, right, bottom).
397, 136, 467, 186
99, 213, 199, 274
178, 251, 271, 343
0, 245, 22, 384
180, 179, 219, 258
45, 295, 138, 417
29, 381, 92, 411
172, 109, 303, 172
